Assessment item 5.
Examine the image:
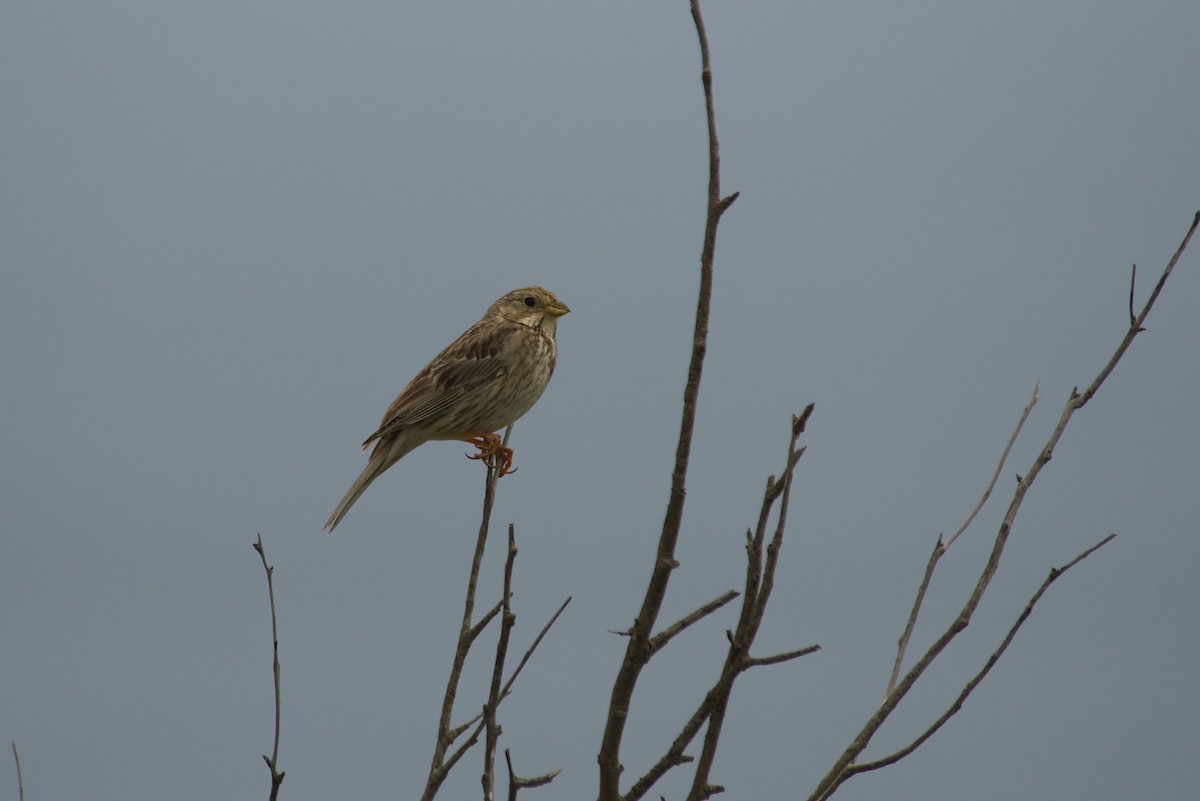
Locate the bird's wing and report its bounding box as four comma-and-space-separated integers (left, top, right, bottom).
361, 321, 512, 447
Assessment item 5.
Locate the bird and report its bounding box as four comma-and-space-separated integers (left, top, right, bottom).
323, 286, 570, 531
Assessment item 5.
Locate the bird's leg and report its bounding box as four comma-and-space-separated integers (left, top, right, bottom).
461, 430, 517, 477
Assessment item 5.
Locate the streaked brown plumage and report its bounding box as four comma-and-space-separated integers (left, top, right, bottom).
324, 286, 570, 531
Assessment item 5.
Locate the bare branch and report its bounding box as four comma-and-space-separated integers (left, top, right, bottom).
628, 568, 814, 800
483, 526, 520, 801
441, 594, 572, 789
505, 748, 562, 801
943, 384, 1040, 551
610, 412, 817, 801
883, 535, 943, 697
687, 411, 810, 801
745, 412, 812, 636
1076, 210, 1198, 408
624, 411, 817, 801
468, 601, 505, 645
11, 741, 24, 801
624, 691, 710, 801
252, 535, 285, 801
648, 590, 740, 656
886, 383, 1040, 695
448, 714, 483, 744
625, 424, 820, 801
422, 425, 510, 801
743, 644, 822, 669
1128, 264, 1138, 327
598, 2, 739, 796
441, 720, 486, 781
807, 212, 1199, 801
424, 426, 568, 800
832, 535, 1116, 792
499, 596, 572, 702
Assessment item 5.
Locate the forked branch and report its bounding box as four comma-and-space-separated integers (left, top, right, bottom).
423, 426, 569, 801
846, 534, 1116, 783
886, 383, 1040, 695
505, 749, 562, 801
808, 211, 1199, 801
648, 590, 740, 657
684, 409, 815, 801
624, 409, 819, 801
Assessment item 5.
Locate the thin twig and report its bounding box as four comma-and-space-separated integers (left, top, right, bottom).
943, 384, 1040, 551
1076, 210, 1198, 409
468, 601, 505, 644
498, 596, 572, 702
441, 721, 486, 782
648, 590, 740, 656
1128, 264, 1138, 326
744, 644, 822, 668
11, 741, 23, 801
448, 714, 483, 745
483, 526, 520, 801
622, 693, 710, 801
807, 212, 1199, 801
441, 594, 572, 790
967, 211, 1197, 533
252, 535, 285, 801
505, 748, 562, 801
833, 534, 1116, 790
742, 410, 812, 641
886, 383, 1040, 695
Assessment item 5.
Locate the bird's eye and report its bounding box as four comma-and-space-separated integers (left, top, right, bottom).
523, 296, 536, 307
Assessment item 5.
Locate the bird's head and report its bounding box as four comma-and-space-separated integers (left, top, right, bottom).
490, 286, 571, 331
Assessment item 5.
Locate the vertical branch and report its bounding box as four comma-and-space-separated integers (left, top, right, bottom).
598, 2, 739, 796
505, 748, 562, 801
11, 741, 23, 801
252, 535, 285, 801
422, 426, 509, 801
483, 526, 519, 801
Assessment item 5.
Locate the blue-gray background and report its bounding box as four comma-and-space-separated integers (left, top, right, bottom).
3, 2, 1197, 799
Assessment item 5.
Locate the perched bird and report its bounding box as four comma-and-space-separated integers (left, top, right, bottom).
324, 286, 570, 531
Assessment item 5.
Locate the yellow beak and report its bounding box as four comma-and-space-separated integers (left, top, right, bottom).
544, 301, 571, 318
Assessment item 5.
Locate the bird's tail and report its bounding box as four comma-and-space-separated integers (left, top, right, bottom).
323, 436, 417, 532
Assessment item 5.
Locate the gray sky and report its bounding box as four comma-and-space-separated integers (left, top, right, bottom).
3, 2, 1197, 799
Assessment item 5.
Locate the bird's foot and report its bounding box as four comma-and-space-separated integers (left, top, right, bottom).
462, 431, 517, 477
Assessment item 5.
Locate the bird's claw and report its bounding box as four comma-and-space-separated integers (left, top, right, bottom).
464, 449, 517, 476
462, 432, 516, 477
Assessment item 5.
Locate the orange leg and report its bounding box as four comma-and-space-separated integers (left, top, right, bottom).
461, 430, 517, 477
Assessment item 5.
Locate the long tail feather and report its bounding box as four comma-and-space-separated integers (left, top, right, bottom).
324, 435, 417, 531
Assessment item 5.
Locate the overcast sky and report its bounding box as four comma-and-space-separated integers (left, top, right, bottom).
3, 2, 1198, 800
